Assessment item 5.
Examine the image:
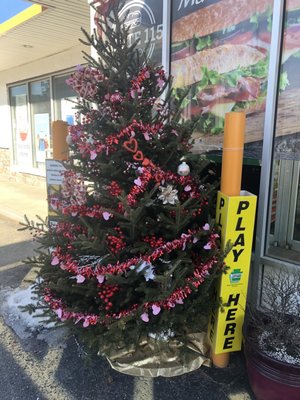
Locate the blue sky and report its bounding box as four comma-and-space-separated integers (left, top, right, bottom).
0, 0, 32, 24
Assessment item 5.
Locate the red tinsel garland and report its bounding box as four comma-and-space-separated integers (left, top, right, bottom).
44, 254, 219, 328
51, 228, 218, 278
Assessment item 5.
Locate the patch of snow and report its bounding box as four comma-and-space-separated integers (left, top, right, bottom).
264, 348, 300, 366
258, 331, 300, 366
0, 285, 56, 340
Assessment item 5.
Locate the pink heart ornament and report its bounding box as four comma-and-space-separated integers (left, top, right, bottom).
83, 319, 90, 328
102, 212, 111, 220
141, 312, 149, 322
152, 305, 161, 315
90, 150, 97, 160
134, 177, 142, 186
97, 274, 105, 284
51, 256, 60, 266
143, 132, 150, 141
56, 308, 63, 318
76, 274, 85, 283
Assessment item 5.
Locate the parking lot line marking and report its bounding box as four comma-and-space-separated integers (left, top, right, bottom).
229, 393, 252, 400
0, 261, 24, 272
20, 267, 40, 288
0, 317, 73, 400
133, 377, 153, 400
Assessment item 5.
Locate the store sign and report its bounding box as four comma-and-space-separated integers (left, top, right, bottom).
208, 191, 257, 353
119, 0, 163, 65
174, 0, 219, 17
46, 159, 66, 225
91, 0, 163, 65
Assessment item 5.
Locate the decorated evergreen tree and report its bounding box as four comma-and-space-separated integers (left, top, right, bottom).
23, 2, 225, 358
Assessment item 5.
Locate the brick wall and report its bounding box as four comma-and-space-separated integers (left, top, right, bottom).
0, 148, 45, 188
0, 148, 10, 175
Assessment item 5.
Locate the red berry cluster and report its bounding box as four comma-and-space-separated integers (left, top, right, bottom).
81, 115, 91, 125
143, 235, 165, 248
116, 202, 125, 214
105, 135, 119, 146
107, 181, 122, 196
98, 284, 119, 311
106, 227, 126, 254
192, 207, 203, 218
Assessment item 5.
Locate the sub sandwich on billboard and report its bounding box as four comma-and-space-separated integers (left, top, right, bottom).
171, 0, 300, 135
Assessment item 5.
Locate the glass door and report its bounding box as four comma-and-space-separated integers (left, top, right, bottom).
29, 79, 51, 168
267, 160, 300, 263
286, 162, 300, 251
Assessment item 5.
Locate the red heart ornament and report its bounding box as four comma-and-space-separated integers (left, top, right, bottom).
142, 158, 150, 166
143, 158, 155, 168
133, 151, 144, 161
123, 137, 138, 153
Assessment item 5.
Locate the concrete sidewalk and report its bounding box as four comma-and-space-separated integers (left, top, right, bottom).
0, 175, 48, 223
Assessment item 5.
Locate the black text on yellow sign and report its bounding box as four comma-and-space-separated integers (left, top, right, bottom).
208, 191, 257, 354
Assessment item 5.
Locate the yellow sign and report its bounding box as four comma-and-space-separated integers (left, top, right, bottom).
208, 191, 257, 354
0, 5, 43, 35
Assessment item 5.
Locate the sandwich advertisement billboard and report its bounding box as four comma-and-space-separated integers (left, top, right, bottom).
171, 0, 300, 159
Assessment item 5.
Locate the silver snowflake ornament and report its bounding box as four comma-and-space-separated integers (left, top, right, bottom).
158, 185, 179, 205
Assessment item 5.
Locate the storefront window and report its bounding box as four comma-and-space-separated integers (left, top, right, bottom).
9, 70, 79, 173
29, 79, 51, 168
53, 74, 77, 125
10, 85, 32, 168
266, 2, 300, 264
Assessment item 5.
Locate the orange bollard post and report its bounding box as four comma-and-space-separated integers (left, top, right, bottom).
211, 351, 230, 368
211, 112, 246, 368
220, 112, 246, 196
52, 120, 69, 161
